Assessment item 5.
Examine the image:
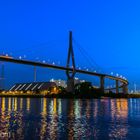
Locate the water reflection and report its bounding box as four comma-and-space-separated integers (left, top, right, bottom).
20, 98, 23, 110
0, 98, 140, 139
26, 98, 30, 112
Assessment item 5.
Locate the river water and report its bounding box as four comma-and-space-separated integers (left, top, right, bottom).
0, 97, 140, 139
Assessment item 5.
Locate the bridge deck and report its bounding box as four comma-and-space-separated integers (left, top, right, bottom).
0, 56, 128, 89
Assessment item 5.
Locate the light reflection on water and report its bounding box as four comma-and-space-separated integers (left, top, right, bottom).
0, 98, 140, 139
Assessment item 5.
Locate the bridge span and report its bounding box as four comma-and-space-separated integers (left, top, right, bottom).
0, 56, 128, 93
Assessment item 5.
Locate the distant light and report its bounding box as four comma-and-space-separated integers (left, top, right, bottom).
52, 62, 55, 65
43, 60, 46, 63
50, 78, 54, 82
19, 56, 22, 59
86, 69, 89, 71
111, 72, 113, 75
94, 70, 96, 73
116, 73, 119, 77
79, 67, 81, 70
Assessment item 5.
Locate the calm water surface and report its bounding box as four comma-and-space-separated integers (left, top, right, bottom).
0, 97, 140, 140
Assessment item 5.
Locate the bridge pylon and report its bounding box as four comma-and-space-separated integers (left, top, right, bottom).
66, 31, 76, 93
116, 80, 119, 94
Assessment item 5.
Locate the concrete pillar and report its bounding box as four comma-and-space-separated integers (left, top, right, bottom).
67, 78, 75, 93
122, 85, 128, 94
34, 66, 36, 82
0, 63, 4, 90
116, 80, 119, 94
100, 76, 105, 93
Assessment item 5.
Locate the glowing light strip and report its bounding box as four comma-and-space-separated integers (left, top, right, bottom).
9, 85, 16, 91
31, 84, 38, 90
25, 83, 32, 90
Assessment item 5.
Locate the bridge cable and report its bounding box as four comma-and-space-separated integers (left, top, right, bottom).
73, 38, 105, 73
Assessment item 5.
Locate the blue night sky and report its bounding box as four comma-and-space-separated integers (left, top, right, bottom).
0, 0, 140, 90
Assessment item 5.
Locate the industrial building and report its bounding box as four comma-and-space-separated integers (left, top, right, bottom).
50, 79, 67, 88
9, 82, 57, 91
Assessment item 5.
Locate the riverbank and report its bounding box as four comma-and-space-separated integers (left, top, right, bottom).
103, 93, 140, 98
0, 92, 140, 98
0, 92, 101, 98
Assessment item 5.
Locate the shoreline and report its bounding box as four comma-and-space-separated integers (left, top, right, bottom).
0, 93, 140, 98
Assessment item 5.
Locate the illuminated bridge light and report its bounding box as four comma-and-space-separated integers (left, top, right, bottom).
116, 73, 119, 77
42, 60, 46, 63
111, 72, 113, 75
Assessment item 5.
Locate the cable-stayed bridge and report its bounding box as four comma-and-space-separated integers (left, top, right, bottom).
0, 31, 128, 93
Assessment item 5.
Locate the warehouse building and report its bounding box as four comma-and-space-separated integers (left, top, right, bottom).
9, 82, 57, 91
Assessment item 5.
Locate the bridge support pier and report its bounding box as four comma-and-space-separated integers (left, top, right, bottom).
0, 63, 4, 90
116, 80, 119, 94
67, 78, 75, 93
100, 76, 105, 93
122, 85, 128, 94
34, 66, 36, 82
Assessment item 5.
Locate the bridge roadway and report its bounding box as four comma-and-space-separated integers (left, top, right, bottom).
0, 56, 128, 90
